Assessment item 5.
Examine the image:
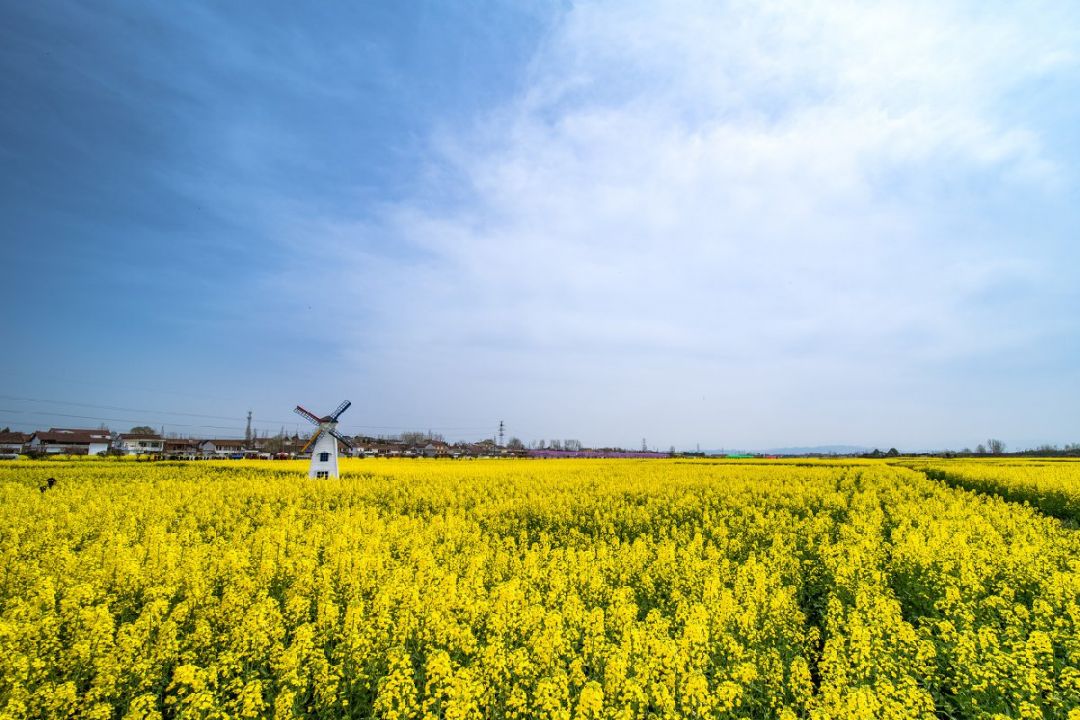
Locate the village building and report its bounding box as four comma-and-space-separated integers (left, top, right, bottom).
351, 438, 406, 457
422, 440, 451, 458
198, 439, 247, 457
164, 438, 201, 459
280, 435, 309, 455
113, 432, 164, 455
0, 431, 30, 457
28, 428, 112, 455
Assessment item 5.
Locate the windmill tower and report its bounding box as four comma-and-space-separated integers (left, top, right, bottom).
294, 400, 353, 478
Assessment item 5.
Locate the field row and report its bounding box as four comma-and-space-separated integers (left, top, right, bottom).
1, 459, 1079, 719
905, 459, 1080, 525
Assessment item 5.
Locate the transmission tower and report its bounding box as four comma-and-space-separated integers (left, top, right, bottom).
498, 420, 505, 447
245, 410, 253, 445
642, 437, 648, 452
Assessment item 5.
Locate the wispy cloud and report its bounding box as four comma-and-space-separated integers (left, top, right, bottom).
10, 1, 1072, 448
286, 0, 1079, 448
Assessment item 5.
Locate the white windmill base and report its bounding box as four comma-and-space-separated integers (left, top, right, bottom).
308, 427, 340, 479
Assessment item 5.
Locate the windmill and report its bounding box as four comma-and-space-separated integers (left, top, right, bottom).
294, 400, 353, 478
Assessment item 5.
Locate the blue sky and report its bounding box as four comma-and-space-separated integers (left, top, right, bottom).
2, 0, 1078, 451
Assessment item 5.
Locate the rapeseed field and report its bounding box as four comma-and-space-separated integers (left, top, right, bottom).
1, 458, 1079, 719
907, 458, 1080, 525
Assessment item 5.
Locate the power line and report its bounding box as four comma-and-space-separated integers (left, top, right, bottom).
0, 413, 503, 444
0, 409, 248, 432
0, 408, 500, 441
0, 394, 494, 432
0, 394, 256, 422
339, 424, 492, 432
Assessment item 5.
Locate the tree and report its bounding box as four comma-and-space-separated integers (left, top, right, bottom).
986, 438, 1005, 455
564, 439, 582, 451
887, 448, 899, 457
129, 426, 155, 435
976, 444, 987, 454
507, 437, 524, 450
550, 439, 563, 451
399, 431, 443, 446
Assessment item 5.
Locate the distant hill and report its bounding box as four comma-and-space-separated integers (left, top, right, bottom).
698, 445, 873, 457
764, 445, 872, 456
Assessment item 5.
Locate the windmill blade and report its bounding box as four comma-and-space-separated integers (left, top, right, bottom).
329, 428, 354, 449
330, 400, 352, 421
294, 405, 322, 426
301, 428, 322, 453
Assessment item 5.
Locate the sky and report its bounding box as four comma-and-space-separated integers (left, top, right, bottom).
1, 0, 1078, 451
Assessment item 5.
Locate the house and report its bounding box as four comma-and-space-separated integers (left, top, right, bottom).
164, 438, 201, 459
351, 438, 406, 457
28, 428, 112, 455
0, 431, 29, 457
114, 432, 164, 455
421, 441, 451, 458
281, 435, 310, 455
198, 439, 247, 457
457, 441, 500, 457
250, 435, 274, 452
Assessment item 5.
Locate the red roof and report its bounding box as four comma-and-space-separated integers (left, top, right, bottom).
164, 438, 200, 447
32, 428, 112, 444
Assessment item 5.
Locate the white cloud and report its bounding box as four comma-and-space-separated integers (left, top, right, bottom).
298, 0, 1080, 447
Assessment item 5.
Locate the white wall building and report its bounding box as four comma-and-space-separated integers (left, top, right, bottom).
198, 439, 246, 457
0, 431, 29, 457
113, 433, 164, 455
28, 428, 112, 455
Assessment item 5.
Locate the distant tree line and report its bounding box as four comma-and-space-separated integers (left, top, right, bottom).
952, 439, 1080, 457
861, 448, 901, 458
528, 439, 583, 451
1009, 443, 1080, 457
861, 438, 1080, 459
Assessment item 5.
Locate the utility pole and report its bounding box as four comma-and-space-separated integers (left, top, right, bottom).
245, 411, 253, 446
498, 420, 505, 447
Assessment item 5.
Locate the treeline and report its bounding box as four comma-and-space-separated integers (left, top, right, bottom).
1009, 443, 1080, 457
